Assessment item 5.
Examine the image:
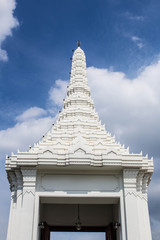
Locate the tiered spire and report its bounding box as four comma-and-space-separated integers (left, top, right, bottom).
5, 44, 153, 170
28, 46, 129, 156
58, 46, 99, 129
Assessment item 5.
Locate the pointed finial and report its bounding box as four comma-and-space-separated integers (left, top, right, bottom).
77, 40, 81, 47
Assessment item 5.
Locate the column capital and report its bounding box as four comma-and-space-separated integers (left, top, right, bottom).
137, 172, 144, 192
21, 167, 36, 176
15, 170, 23, 190
142, 173, 151, 194
123, 169, 139, 192
8, 171, 17, 191
123, 169, 139, 178
21, 167, 36, 189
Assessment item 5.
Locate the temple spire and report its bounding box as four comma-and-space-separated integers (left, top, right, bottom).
57, 45, 99, 127
77, 40, 81, 47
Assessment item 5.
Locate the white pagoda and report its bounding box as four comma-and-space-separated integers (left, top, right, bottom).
6, 43, 153, 240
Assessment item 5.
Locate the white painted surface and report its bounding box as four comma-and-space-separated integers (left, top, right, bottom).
5, 46, 153, 240
40, 174, 119, 192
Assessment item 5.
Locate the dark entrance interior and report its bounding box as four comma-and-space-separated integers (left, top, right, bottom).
39, 199, 120, 240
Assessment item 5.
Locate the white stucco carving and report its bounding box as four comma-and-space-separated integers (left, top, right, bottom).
40, 174, 119, 192
5, 45, 153, 240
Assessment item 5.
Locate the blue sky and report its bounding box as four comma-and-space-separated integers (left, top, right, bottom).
0, 0, 160, 239
1, 0, 160, 130
50, 232, 105, 240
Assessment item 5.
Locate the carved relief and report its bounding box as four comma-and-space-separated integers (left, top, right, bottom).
123, 169, 139, 193
21, 167, 36, 190
40, 174, 119, 192
142, 174, 150, 194
43, 150, 53, 156
23, 190, 35, 197
136, 172, 144, 192
106, 150, 118, 155
74, 148, 86, 154
15, 170, 23, 189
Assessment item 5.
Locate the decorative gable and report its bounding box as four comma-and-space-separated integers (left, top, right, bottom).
5, 46, 153, 173
74, 148, 86, 154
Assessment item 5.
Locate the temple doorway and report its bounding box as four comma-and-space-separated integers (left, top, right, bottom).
39, 198, 120, 240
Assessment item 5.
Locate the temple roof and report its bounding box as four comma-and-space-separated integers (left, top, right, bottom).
5, 46, 153, 171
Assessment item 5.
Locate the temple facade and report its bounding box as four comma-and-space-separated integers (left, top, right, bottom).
6, 45, 153, 240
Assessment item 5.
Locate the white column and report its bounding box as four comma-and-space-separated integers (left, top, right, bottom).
136, 172, 145, 240
20, 167, 36, 240
123, 169, 152, 240
6, 171, 17, 240
136, 172, 152, 240
32, 194, 40, 240
123, 169, 141, 240
119, 194, 127, 240
141, 174, 152, 240
14, 170, 23, 239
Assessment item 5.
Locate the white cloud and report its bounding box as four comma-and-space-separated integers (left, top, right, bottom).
0, 48, 8, 61
0, 0, 19, 61
49, 79, 68, 106
129, 16, 144, 21
15, 107, 47, 122
131, 36, 141, 42
131, 36, 144, 49
124, 12, 144, 21
87, 61, 160, 157
0, 114, 54, 155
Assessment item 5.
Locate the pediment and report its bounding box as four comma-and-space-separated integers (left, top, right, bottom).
69, 142, 91, 155
74, 148, 86, 154
106, 150, 118, 156
55, 139, 63, 145
56, 142, 63, 147
43, 150, 53, 156
73, 134, 86, 145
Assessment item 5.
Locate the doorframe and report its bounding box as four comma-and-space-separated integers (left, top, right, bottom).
32, 192, 126, 240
